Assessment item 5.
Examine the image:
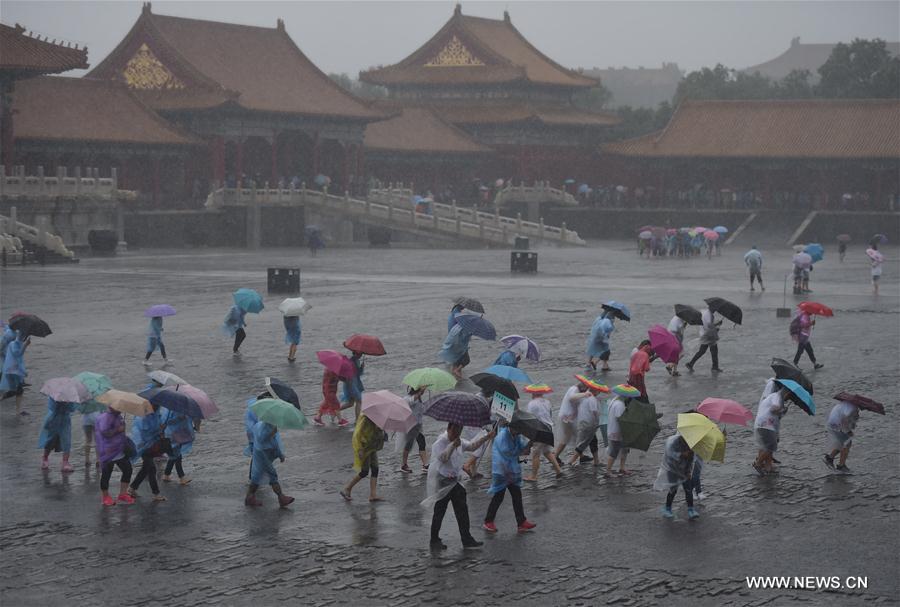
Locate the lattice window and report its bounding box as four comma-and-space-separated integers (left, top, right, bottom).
122, 43, 185, 90
425, 36, 484, 67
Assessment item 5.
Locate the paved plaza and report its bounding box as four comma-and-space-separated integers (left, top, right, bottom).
1, 241, 898, 606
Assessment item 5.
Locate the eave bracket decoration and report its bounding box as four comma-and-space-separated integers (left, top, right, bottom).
122, 43, 185, 90
425, 36, 484, 67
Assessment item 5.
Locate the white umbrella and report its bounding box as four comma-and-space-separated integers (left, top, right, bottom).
278, 297, 312, 316
148, 370, 186, 386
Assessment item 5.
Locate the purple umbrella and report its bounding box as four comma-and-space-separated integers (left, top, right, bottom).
647, 324, 682, 364
40, 377, 91, 403
499, 335, 541, 362
144, 304, 177, 318
425, 391, 492, 427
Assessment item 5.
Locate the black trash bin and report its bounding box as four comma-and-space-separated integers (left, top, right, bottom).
514, 236, 529, 250
267, 268, 300, 294
510, 251, 538, 273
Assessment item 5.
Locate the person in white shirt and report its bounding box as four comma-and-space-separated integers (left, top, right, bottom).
752, 382, 788, 475
553, 376, 595, 462
685, 306, 723, 373
522, 385, 562, 480
605, 395, 632, 476
824, 401, 860, 472
426, 423, 495, 550
569, 390, 602, 466
665, 315, 686, 376
400, 386, 429, 474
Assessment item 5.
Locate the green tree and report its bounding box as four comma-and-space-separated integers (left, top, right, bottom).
327, 72, 387, 99
816, 38, 900, 98
573, 84, 613, 111
775, 69, 814, 98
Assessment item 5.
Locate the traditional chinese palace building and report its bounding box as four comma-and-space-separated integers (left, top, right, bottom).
360, 5, 619, 184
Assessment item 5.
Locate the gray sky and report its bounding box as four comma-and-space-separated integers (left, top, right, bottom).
4, 1, 899, 77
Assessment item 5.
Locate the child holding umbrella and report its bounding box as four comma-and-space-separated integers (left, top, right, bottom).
482, 424, 537, 534
400, 386, 429, 474
38, 397, 78, 472
523, 385, 562, 480
654, 433, 699, 520
824, 398, 862, 473
284, 315, 301, 362
245, 419, 294, 508
585, 310, 615, 372
161, 407, 194, 485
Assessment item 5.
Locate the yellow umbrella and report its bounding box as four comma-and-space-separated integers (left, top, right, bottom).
96, 389, 154, 416
677, 413, 726, 463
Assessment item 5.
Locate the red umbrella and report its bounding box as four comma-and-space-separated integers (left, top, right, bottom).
798, 301, 833, 317
647, 324, 682, 364
697, 398, 753, 426
343, 334, 386, 356
836, 234, 851, 243
316, 350, 356, 378
833, 392, 885, 415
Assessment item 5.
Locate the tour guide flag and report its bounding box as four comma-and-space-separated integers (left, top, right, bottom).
491, 392, 516, 421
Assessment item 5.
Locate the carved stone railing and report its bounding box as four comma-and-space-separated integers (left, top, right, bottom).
0, 211, 76, 258
493, 181, 579, 207
0, 165, 121, 199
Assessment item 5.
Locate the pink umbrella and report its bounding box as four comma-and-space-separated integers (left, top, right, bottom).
666, 228, 677, 235
703, 230, 720, 241
361, 390, 416, 432
171, 384, 219, 418
694, 226, 708, 233
697, 398, 753, 426
41, 377, 91, 403
866, 248, 884, 263
316, 350, 356, 378
647, 324, 682, 364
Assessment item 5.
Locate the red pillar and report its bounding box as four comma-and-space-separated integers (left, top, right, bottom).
271, 131, 279, 185
210, 136, 225, 185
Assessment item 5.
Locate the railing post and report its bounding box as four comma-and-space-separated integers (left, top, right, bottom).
456, 217, 462, 234
9, 206, 17, 236
74, 166, 81, 194
561, 221, 568, 242
539, 216, 545, 240
495, 208, 501, 227
387, 203, 393, 221
111, 167, 118, 190
516, 212, 522, 231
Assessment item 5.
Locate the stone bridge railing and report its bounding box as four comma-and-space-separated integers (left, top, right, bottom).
0, 209, 76, 259
494, 182, 579, 207
1, 165, 126, 199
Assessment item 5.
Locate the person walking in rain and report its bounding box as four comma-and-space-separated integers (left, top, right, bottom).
744, 245, 765, 292
313, 367, 350, 427
244, 419, 294, 508
752, 380, 788, 476
38, 397, 78, 472
343, 351, 366, 421
426, 423, 494, 550
95, 406, 135, 507
685, 305, 723, 373
665, 313, 686, 376
790, 306, 824, 369
482, 424, 537, 534
143, 315, 170, 367
0, 332, 31, 416
869, 243, 883, 295
523, 385, 562, 480
823, 399, 859, 473
82, 411, 100, 468
128, 404, 168, 502
400, 386, 429, 474
439, 320, 474, 380
568, 386, 602, 467
655, 433, 700, 520
585, 310, 615, 372
284, 314, 301, 362
628, 340, 655, 401
341, 414, 386, 502
553, 377, 594, 463
605, 390, 633, 477
161, 407, 194, 485
223, 302, 248, 357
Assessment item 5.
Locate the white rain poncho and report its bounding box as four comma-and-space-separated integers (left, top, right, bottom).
653, 434, 694, 491
421, 431, 473, 508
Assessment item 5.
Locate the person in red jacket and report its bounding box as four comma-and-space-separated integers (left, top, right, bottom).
628, 340, 655, 401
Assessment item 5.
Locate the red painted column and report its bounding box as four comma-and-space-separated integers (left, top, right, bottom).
210, 136, 225, 186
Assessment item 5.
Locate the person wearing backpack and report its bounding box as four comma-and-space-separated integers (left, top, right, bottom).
790, 307, 823, 369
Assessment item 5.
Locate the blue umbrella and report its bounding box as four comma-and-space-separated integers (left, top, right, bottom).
454, 314, 497, 340
139, 387, 205, 419
713, 225, 728, 234
482, 365, 532, 384
233, 288, 264, 314
803, 243, 824, 264
144, 304, 177, 318
775, 379, 815, 416
601, 300, 631, 322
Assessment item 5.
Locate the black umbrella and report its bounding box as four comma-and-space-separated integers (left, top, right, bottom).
257, 377, 301, 410
470, 373, 519, 401
674, 304, 702, 326
509, 409, 554, 446
8, 313, 52, 338
453, 297, 485, 314
770, 358, 813, 395
618, 400, 662, 451
704, 297, 742, 325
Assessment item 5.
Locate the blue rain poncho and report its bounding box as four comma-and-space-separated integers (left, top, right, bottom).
492, 350, 518, 368
221, 305, 247, 337
0, 325, 15, 358
585, 313, 615, 358
283, 316, 302, 346
146, 317, 164, 353
244, 398, 258, 456
130, 410, 162, 460
37, 398, 77, 452
161, 407, 194, 458
250, 421, 284, 485
447, 306, 463, 334
342, 353, 365, 402
0, 337, 27, 393
438, 323, 472, 365
487, 426, 529, 494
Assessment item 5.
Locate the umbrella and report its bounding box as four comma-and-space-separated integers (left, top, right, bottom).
455, 314, 497, 340
72, 372, 112, 398
144, 304, 176, 318
866, 248, 884, 263
316, 350, 356, 378
343, 334, 386, 356
263, 377, 301, 410
775, 379, 815, 415
233, 288, 264, 314
524, 384, 553, 394
674, 304, 702, 326
139, 387, 204, 419
482, 365, 531, 384
453, 297, 485, 314
836, 234, 851, 243
564, 178, 576, 184
402, 367, 457, 392
40, 377, 91, 403
618, 400, 661, 451
278, 297, 311, 316
694, 226, 708, 233
666, 228, 677, 236
601, 300, 631, 322
148, 370, 187, 386
833, 391, 885, 415
250, 398, 309, 429
696, 397, 753, 426
804, 243, 824, 263
305, 225, 322, 235
499, 335, 541, 362
574, 374, 609, 392
639, 230, 653, 240
870, 233, 888, 246
611, 384, 640, 398
470, 372, 519, 401
713, 226, 728, 234
96, 390, 153, 416
496, 179, 505, 188
793, 252, 813, 269
798, 301, 834, 317
314, 174, 329, 186
361, 390, 416, 432
648, 324, 682, 364
637, 225, 655, 233
509, 409, 554, 446
703, 230, 720, 241
704, 297, 742, 325
677, 413, 726, 463
424, 391, 491, 428
174, 384, 219, 418
8, 313, 51, 338
770, 358, 814, 395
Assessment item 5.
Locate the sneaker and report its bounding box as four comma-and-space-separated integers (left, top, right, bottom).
752, 462, 766, 477
162, 475, 173, 482
102, 495, 116, 507
695, 491, 705, 501
661, 506, 674, 518
517, 520, 537, 532
152, 494, 167, 502
142, 360, 152, 367
482, 521, 498, 533
245, 494, 263, 507
61, 462, 74, 473
687, 507, 700, 520
462, 538, 484, 549
179, 477, 192, 486
127, 487, 139, 497
232, 351, 242, 358
711, 367, 724, 373
429, 538, 448, 551
823, 454, 835, 469
338, 418, 350, 427
277, 494, 295, 508
836, 464, 851, 473
312, 415, 325, 426
400, 465, 412, 474
116, 493, 135, 505
163, 358, 173, 365
814, 363, 824, 370
685, 363, 695, 372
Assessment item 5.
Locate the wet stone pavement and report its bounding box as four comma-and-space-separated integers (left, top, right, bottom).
0, 241, 898, 606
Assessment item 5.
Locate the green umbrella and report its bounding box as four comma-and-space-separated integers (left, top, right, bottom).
250, 398, 308, 429
402, 367, 457, 392
72, 371, 112, 398
618, 400, 661, 452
